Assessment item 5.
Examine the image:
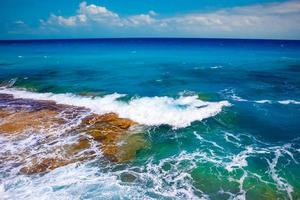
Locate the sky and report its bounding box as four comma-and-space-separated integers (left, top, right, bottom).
0, 0, 300, 40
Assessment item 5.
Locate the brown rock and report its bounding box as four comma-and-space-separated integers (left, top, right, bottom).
83, 113, 136, 128
0, 109, 63, 134
65, 138, 91, 155
0, 109, 12, 118
0, 94, 146, 174
20, 158, 70, 174
80, 113, 143, 162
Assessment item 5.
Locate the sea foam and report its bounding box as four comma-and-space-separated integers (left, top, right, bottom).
278, 100, 300, 105
0, 87, 230, 128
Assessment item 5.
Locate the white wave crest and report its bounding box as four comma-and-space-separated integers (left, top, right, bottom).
278, 100, 300, 105
254, 100, 272, 104
0, 87, 230, 128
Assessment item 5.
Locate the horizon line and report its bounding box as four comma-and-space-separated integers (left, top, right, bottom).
1, 37, 300, 42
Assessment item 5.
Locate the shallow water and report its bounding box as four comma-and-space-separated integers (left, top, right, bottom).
0, 38, 300, 199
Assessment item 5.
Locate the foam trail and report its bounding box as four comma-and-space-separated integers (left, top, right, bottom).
223, 89, 300, 105
254, 100, 272, 104
210, 65, 223, 69
278, 100, 300, 105
1, 162, 145, 200
267, 149, 294, 200
225, 147, 253, 172
223, 131, 242, 147
0, 87, 230, 128
231, 94, 248, 102
193, 131, 224, 150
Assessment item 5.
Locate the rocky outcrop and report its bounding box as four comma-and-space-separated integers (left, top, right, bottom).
0, 109, 64, 134
0, 93, 146, 174
81, 113, 140, 161
20, 158, 71, 174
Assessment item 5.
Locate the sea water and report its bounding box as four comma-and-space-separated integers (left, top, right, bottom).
0, 38, 300, 199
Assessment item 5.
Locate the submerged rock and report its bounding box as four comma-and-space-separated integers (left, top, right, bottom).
120, 172, 137, 183
79, 113, 143, 162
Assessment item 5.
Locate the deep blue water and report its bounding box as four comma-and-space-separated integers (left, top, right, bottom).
0, 38, 300, 199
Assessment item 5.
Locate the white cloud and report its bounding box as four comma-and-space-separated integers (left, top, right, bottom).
41, 1, 159, 28
148, 10, 158, 16
160, 0, 300, 38
40, 1, 122, 27
127, 14, 155, 26
38, 0, 300, 39
78, 14, 87, 23
79, 2, 118, 17
230, 0, 300, 15
54, 15, 77, 26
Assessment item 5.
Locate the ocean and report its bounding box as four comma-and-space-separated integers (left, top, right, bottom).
0, 38, 300, 199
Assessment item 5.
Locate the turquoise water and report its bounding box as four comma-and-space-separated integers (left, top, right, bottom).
0, 38, 300, 199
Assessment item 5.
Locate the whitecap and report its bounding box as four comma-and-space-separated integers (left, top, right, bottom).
254, 100, 272, 104
0, 87, 230, 128
278, 100, 300, 105
222, 89, 247, 102
210, 65, 223, 69
231, 95, 248, 102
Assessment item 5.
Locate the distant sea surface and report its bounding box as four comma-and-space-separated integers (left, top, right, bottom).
0, 38, 300, 199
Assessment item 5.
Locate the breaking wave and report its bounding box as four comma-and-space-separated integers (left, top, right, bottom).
0, 87, 230, 128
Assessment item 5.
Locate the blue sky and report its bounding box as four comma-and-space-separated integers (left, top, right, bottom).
0, 0, 300, 39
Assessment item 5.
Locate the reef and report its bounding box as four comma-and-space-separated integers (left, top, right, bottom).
0, 93, 146, 174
